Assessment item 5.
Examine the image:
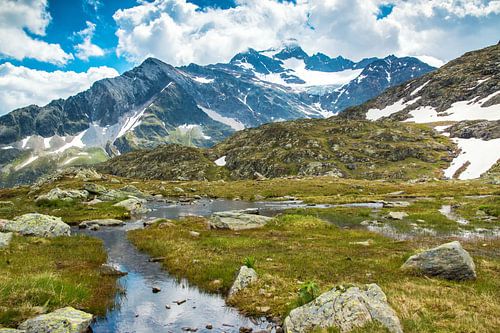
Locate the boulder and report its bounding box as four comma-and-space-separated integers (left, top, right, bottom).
2, 214, 70, 238
0, 232, 13, 249
209, 211, 272, 231
74, 168, 102, 181
401, 241, 476, 281
387, 212, 408, 220
83, 183, 108, 195
79, 219, 124, 228
113, 197, 150, 215
283, 284, 402, 333
35, 188, 89, 203
229, 266, 258, 297
18, 307, 93, 333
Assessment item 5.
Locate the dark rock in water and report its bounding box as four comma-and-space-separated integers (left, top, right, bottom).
239, 327, 253, 333
205, 324, 213, 329
401, 241, 476, 281
152, 287, 161, 293
148, 257, 166, 263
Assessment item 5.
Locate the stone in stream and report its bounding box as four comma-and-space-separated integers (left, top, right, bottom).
381, 201, 411, 208
113, 197, 150, 215
1, 214, 70, 238
283, 284, 402, 333
228, 266, 258, 297
152, 287, 161, 293
401, 241, 476, 281
18, 307, 93, 333
79, 219, 125, 228
35, 188, 89, 203
0, 232, 13, 249
209, 210, 272, 231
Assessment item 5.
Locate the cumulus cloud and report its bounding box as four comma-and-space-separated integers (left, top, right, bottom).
0, 62, 119, 115
0, 0, 73, 65
74, 21, 106, 61
113, 0, 500, 66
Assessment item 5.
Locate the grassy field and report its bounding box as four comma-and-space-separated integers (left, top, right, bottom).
129, 214, 500, 333
0, 235, 116, 328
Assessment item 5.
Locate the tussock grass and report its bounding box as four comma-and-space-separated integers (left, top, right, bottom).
129, 214, 500, 332
0, 235, 116, 327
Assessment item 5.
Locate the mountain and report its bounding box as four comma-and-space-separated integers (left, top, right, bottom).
98, 118, 455, 181
0, 44, 435, 187
341, 42, 500, 181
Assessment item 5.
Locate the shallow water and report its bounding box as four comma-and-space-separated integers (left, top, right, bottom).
77, 199, 315, 333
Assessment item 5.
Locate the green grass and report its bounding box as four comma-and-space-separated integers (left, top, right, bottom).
128, 214, 500, 332
0, 235, 117, 328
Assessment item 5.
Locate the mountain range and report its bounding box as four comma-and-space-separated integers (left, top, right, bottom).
1, 43, 498, 186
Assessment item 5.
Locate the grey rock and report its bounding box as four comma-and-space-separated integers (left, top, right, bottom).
229, 266, 258, 297
18, 307, 93, 333
209, 210, 272, 231
2, 214, 70, 238
113, 197, 150, 215
0, 232, 13, 248
401, 241, 476, 281
80, 219, 124, 228
35, 188, 89, 203
387, 212, 409, 220
83, 183, 108, 195
0, 329, 26, 332
283, 284, 402, 333
99, 264, 127, 276
381, 201, 411, 208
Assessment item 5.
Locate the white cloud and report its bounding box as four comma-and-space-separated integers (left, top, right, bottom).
113, 0, 500, 66
74, 21, 106, 61
0, 0, 73, 65
0, 62, 119, 115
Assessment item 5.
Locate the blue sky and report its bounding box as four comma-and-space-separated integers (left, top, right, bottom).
0, 0, 499, 115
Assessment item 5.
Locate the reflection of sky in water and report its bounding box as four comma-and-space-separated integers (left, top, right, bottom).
80, 199, 294, 333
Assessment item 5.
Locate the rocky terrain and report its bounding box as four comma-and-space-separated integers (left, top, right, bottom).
98, 118, 455, 181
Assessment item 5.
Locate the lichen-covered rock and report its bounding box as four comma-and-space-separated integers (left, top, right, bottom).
35, 188, 89, 203
74, 168, 102, 181
79, 219, 125, 228
0, 232, 13, 248
2, 214, 70, 238
228, 266, 258, 297
387, 212, 408, 220
0, 329, 25, 332
283, 284, 402, 333
209, 211, 272, 230
83, 183, 108, 195
18, 307, 93, 333
401, 241, 476, 281
113, 197, 150, 215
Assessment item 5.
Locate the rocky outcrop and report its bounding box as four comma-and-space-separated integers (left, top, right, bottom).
209, 210, 272, 231
35, 188, 89, 203
283, 284, 402, 333
401, 241, 476, 281
1, 214, 70, 237
447, 120, 500, 140
113, 197, 149, 215
18, 307, 93, 333
0, 232, 13, 248
228, 266, 258, 297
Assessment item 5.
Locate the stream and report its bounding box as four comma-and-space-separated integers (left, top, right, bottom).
77, 199, 319, 333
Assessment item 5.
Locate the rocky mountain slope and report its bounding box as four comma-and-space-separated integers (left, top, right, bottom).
98, 118, 455, 181
0, 45, 434, 187
341, 42, 500, 180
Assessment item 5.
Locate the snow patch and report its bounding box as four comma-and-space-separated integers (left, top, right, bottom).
444, 138, 500, 180
366, 97, 420, 120
1, 146, 14, 150
198, 105, 245, 131
15, 155, 39, 170
410, 80, 430, 96
214, 156, 227, 166
404, 91, 500, 123
192, 76, 214, 84
51, 130, 87, 154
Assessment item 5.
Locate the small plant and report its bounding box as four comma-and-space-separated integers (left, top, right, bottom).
243, 256, 256, 269
298, 281, 320, 305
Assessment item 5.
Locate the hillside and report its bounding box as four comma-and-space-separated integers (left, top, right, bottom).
98, 118, 455, 181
